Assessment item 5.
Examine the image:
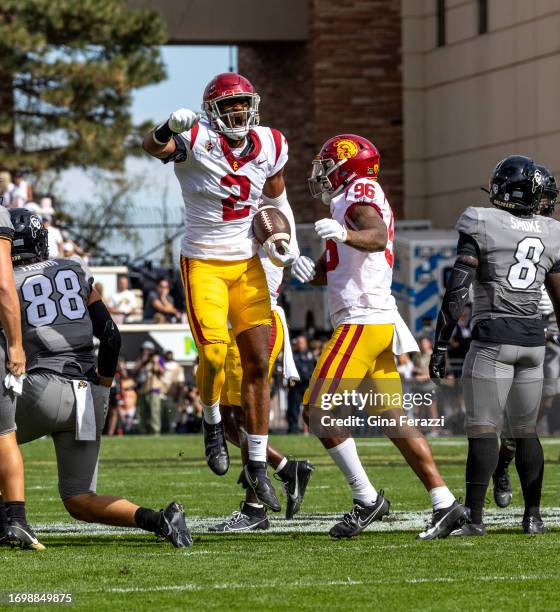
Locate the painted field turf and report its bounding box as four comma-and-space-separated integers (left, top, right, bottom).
2, 435, 559, 611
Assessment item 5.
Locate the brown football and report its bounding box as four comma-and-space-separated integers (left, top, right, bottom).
252, 205, 291, 250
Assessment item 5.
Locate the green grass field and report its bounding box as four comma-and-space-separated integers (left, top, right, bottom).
2, 435, 560, 611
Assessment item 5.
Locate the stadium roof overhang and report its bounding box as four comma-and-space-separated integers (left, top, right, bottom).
126, 0, 308, 43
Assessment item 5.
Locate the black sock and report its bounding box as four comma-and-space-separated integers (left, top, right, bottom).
5, 501, 27, 524
134, 507, 162, 533
515, 437, 544, 518
465, 435, 499, 524
0, 496, 6, 528
276, 461, 290, 479
242, 502, 266, 516
495, 437, 516, 477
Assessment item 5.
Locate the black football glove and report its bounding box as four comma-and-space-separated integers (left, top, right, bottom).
429, 347, 447, 384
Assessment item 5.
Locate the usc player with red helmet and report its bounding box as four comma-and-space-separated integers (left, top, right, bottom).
143, 73, 301, 512
292, 135, 468, 539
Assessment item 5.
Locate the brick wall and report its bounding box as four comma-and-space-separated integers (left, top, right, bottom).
239, 0, 403, 221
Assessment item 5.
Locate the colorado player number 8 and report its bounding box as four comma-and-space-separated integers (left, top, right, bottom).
22, 270, 86, 327
507, 237, 545, 290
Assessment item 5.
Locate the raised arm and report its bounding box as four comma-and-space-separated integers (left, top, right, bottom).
142, 108, 201, 159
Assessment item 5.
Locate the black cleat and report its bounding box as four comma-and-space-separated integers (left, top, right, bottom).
203, 420, 229, 476
329, 492, 390, 539
450, 520, 487, 537
493, 470, 513, 508
522, 514, 547, 535
244, 461, 281, 512
209, 503, 269, 533
1, 519, 45, 551
276, 459, 315, 520
417, 500, 469, 540
156, 502, 192, 548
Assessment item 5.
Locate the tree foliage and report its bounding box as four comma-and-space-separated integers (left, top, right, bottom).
0, 0, 167, 176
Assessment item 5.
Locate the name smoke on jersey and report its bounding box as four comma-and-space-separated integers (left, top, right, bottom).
14, 257, 95, 377
327, 178, 396, 328
173, 119, 288, 261
456, 207, 560, 323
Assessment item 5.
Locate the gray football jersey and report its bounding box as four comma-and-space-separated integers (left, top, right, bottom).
14, 256, 95, 376
0, 207, 14, 240
456, 207, 560, 322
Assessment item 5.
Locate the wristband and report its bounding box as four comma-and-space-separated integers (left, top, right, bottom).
153, 122, 174, 145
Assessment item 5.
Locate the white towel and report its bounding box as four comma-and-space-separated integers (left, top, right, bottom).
273, 305, 300, 384
392, 311, 420, 355
72, 380, 96, 441
4, 373, 24, 395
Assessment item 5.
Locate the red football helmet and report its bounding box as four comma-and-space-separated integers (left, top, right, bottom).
203, 72, 260, 141
308, 134, 380, 204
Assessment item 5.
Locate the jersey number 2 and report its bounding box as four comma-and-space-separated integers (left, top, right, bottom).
22, 270, 86, 327
221, 174, 251, 221
507, 237, 545, 289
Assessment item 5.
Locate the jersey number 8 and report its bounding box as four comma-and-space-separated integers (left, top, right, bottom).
22, 270, 86, 327
507, 237, 545, 290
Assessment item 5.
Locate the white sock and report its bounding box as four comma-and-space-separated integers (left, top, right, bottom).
429, 486, 455, 511
275, 457, 288, 474
247, 434, 268, 462
327, 438, 377, 505
202, 400, 221, 425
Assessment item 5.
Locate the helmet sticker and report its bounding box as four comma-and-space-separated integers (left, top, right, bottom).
29, 215, 42, 238
335, 139, 359, 160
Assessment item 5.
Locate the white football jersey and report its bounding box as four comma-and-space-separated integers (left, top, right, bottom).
326, 178, 397, 328
259, 248, 283, 307
173, 119, 288, 260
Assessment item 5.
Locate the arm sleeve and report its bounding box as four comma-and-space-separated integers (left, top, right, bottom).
456, 232, 480, 259
88, 300, 121, 378
160, 134, 189, 164
267, 129, 289, 177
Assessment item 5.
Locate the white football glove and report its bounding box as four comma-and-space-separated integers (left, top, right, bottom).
291, 256, 316, 283
168, 108, 201, 133
315, 218, 348, 243
264, 240, 300, 268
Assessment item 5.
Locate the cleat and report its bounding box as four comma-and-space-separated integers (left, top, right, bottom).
492, 470, 513, 508
244, 461, 281, 512
276, 459, 315, 520
522, 514, 547, 535
329, 492, 390, 539
156, 502, 192, 548
203, 421, 229, 476
418, 500, 469, 540
450, 521, 487, 537
209, 503, 269, 533
2, 519, 45, 551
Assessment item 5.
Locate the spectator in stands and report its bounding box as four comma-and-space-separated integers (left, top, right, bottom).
287, 335, 316, 434
133, 341, 164, 434
0, 171, 10, 206
160, 350, 185, 433
105, 358, 128, 436
413, 337, 439, 434
119, 377, 139, 434
144, 278, 181, 323
174, 385, 203, 434
6, 170, 32, 207
42, 214, 64, 257
107, 275, 139, 325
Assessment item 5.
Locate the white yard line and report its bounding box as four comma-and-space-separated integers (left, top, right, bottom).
35, 507, 560, 536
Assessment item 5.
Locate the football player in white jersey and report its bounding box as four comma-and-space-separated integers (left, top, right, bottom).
292, 134, 467, 539
210, 250, 314, 532
143, 73, 300, 511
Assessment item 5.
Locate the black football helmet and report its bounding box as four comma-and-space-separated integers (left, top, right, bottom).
489, 155, 545, 214
9, 208, 49, 263
536, 165, 558, 217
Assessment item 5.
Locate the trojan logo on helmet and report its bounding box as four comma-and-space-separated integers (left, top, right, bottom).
308, 134, 381, 204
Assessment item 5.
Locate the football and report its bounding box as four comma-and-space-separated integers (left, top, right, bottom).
252, 205, 291, 251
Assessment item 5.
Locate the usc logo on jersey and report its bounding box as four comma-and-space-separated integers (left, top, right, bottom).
335, 139, 358, 160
